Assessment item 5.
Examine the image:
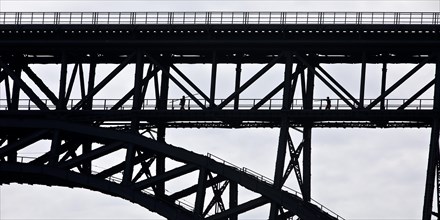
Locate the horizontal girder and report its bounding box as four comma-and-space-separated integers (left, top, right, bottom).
0, 110, 433, 129
0, 24, 439, 64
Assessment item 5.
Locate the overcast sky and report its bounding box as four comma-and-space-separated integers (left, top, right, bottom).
0, 0, 439, 220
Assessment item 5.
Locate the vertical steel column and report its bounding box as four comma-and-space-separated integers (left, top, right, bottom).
49, 51, 67, 166
303, 65, 315, 202
58, 52, 67, 110
302, 125, 312, 202
269, 119, 289, 220
4, 73, 11, 109
359, 52, 367, 108
123, 51, 144, 185
423, 120, 440, 220
270, 53, 292, 219
234, 62, 241, 110
158, 59, 170, 111
290, 63, 303, 103
195, 168, 207, 218
133, 50, 144, 111
78, 64, 86, 99
10, 62, 20, 111
438, 161, 440, 218
229, 181, 238, 220
156, 129, 166, 196
6, 60, 22, 162
7, 61, 21, 163
304, 65, 315, 110
422, 56, 440, 220
85, 58, 96, 110
122, 144, 135, 185
380, 62, 387, 110
132, 50, 144, 131
156, 57, 170, 196
283, 52, 293, 110
82, 57, 96, 174
210, 52, 217, 108
49, 130, 60, 165
6, 139, 17, 163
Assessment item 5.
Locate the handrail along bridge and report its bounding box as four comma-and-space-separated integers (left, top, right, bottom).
0, 11, 440, 220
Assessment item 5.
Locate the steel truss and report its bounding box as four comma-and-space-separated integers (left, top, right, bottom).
0, 15, 440, 219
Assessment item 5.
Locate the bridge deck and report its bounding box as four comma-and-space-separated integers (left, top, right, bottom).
1, 12, 440, 64
0, 98, 434, 128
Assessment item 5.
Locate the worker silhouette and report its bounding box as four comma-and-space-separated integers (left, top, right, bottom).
325, 96, 331, 110
179, 96, 186, 110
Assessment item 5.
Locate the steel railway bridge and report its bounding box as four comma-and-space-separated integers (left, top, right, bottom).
1, 11, 440, 219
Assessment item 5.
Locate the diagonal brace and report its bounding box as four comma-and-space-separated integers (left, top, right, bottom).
206, 196, 269, 220
146, 54, 207, 110
22, 65, 59, 107
94, 151, 154, 179
203, 179, 229, 216
73, 52, 136, 110
132, 156, 156, 183
170, 64, 210, 103
295, 54, 359, 108
59, 142, 123, 169
133, 164, 197, 190
398, 79, 435, 110
0, 60, 49, 110
0, 130, 49, 157
367, 56, 431, 109
216, 53, 283, 110
168, 175, 226, 201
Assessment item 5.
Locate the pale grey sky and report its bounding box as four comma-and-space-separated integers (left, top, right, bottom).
0, 1, 439, 220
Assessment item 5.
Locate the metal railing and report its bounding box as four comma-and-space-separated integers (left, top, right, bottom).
0, 12, 439, 25
207, 153, 344, 220
0, 98, 434, 111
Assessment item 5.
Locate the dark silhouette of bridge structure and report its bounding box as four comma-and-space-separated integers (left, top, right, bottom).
0, 11, 440, 219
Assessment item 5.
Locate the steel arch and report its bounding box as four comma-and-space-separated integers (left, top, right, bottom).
0, 163, 195, 220
0, 118, 337, 220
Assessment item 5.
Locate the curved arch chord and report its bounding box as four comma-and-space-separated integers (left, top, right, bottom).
0, 118, 340, 220
0, 162, 194, 220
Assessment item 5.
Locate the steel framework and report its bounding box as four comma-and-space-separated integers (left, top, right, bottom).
0, 11, 440, 219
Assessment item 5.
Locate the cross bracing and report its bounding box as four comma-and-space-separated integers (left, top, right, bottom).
0, 11, 440, 220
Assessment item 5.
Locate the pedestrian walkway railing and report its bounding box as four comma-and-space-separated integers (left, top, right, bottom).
0, 12, 439, 26
207, 153, 345, 220
0, 98, 434, 111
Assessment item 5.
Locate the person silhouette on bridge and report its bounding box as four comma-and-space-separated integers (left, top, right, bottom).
179, 96, 186, 110
325, 97, 331, 110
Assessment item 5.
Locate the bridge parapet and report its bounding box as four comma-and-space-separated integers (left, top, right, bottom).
1, 12, 439, 25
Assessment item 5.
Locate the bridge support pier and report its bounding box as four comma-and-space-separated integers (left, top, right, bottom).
423, 56, 440, 220
156, 57, 170, 196
423, 120, 440, 220
303, 64, 315, 203
229, 181, 238, 220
